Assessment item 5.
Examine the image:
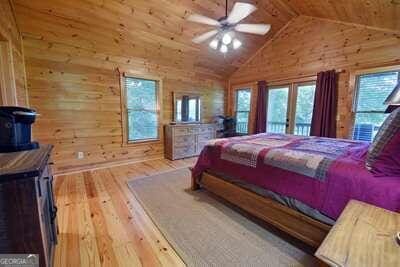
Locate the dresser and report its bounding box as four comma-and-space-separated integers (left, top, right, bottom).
165, 124, 216, 160
0, 145, 57, 267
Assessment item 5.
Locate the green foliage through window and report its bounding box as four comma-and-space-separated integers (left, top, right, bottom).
353, 71, 399, 141
125, 77, 159, 141
267, 87, 289, 134
294, 84, 316, 135
235, 89, 251, 134
266, 83, 316, 136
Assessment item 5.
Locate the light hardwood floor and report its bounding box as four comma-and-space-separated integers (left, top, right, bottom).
53, 157, 197, 267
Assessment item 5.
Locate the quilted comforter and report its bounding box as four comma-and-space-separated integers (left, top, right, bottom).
192, 133, 400, 220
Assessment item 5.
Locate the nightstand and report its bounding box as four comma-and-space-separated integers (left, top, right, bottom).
315, 200, 400, 267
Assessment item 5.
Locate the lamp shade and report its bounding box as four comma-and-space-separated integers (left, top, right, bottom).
384, 82, 400, 105
384, 82, 400, 113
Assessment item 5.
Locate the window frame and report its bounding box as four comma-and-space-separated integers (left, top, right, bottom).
266, 80, 316, 135
120, 72, 163, 145
267, 84, 291, 134
292, 81, 317, 135
350, 65, 400, 140
172, 91, 201, 123
234, 88, 252, 134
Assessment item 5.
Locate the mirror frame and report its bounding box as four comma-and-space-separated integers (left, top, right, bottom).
172, 91, 202, 123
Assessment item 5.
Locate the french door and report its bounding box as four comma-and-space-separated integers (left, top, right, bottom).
267, 81, 316, 136
234, 88, 251, 134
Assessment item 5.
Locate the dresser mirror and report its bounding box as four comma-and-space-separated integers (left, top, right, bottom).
173, 92, 201, 123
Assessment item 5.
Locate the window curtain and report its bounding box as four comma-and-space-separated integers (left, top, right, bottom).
310, 70, 338, 137
254, 80, 267, 133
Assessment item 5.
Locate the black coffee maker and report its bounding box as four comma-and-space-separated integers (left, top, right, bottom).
0, 106, 39, 153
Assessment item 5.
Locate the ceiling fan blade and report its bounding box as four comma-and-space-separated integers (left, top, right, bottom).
227, 2, 257, 24
187, 14, 220, 26
235, 24, 271, 35
192, 29, 219, 44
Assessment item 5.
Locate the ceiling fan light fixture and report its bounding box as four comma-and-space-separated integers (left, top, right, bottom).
233, 38, 242, 49
187, 0, 270, 55
220, 44, 228, 53
222, 33, 232, 45
209, 39, 219, 49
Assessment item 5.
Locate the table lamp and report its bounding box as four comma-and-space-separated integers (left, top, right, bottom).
384, 82, 400, 113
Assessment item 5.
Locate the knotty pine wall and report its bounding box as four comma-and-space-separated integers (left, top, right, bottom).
229, 16, 400, 138
15, 11, 226, 174
24, 47, 225, 173
0, 0, 28, 106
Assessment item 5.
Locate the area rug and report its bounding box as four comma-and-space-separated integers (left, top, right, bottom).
127, 168, 317, 266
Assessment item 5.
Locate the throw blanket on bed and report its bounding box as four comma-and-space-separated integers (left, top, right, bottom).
218, 134, 363, 181
193, 133, 400, 220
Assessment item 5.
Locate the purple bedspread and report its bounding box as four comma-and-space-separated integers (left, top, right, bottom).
192, 133, 400, 220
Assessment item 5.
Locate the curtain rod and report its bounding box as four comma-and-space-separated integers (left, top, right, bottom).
233, 69, 346, 87
270, 69, 345, 82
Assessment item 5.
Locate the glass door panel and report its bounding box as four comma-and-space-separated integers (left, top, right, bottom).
294, 83, 316, 136
267, 86, 289, 133
235, 89, 251, 134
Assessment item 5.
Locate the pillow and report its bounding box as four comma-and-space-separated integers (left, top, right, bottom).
366, 107, 400, 176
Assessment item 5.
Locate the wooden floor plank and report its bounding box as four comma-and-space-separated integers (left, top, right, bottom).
77, 201, 102, 267
85, 178, 120, 266
53, 157, 193, 266
108, 166, 185, 267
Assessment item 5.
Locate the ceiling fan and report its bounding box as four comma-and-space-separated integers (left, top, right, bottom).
187, 0, 271, 54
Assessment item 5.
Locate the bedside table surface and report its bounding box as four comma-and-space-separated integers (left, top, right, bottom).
315, 200, 400, 267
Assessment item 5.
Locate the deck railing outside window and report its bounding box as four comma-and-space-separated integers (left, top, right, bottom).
267, 121, 312, 136
266, 121, 379, 141
236, 121, 249, 134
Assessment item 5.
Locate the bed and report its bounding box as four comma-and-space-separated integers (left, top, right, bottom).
191, 133, 400, 248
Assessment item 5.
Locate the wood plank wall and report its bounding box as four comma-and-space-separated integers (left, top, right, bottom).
229, 16, 400, 138
0, 0, 28, 106
13, 1, 226, 173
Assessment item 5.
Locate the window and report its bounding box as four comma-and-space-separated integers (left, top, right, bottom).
294, 83, 316, 135
267, 86, 289, 134
123, 75, 161, 143
235, 89, 251, 134
267, 81, 316, 136
352, 70, 399, 141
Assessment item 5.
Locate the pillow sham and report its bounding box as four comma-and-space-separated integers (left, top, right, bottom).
366, 107, 400, 176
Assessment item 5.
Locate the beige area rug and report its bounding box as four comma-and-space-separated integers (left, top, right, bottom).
127, 168, 317, 267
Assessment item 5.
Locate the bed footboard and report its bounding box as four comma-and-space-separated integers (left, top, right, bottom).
199, 171, 331, 248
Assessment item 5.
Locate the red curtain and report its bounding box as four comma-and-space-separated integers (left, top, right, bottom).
254, 80, 267, 133
310, 70, 338, 137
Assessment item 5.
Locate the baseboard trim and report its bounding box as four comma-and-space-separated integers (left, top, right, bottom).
53, 156, 164, 176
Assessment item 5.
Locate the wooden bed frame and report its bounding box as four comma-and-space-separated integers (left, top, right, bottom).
191, 171, 332, 249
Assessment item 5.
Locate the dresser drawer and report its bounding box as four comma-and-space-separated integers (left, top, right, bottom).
165, 124, 216, 160
198, 132, 214, 142
199, 126, 215, 133
173, 127, 191, 136
174, 135, 195, 147
174, 145, 196, 158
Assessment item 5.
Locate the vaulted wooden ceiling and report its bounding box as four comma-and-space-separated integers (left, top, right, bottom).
12, 0, 296, 80
12, 0, 400, 80
281, 0, 400, 32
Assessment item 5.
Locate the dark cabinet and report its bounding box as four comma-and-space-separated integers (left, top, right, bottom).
0, 145, 57, 267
